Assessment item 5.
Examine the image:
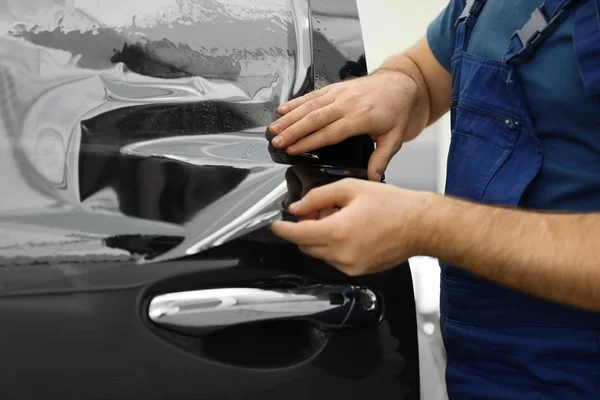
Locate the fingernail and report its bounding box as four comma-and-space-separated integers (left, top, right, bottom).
374, 171, 382, 181
289, 201, 299, 212
278, 105, 289, 113
270, 122, 282, 133
272, 135, 283, 147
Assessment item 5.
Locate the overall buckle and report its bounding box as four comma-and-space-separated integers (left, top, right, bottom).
515, 7, 549, 49
509, 1, 575, 63
456, 0, 487, 27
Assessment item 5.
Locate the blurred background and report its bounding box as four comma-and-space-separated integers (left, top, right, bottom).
356, 1, 451, 399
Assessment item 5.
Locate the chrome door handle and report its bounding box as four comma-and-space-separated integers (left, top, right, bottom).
148, 285, 383, 334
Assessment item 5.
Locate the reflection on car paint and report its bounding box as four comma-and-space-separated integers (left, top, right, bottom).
0, 0, 369, 265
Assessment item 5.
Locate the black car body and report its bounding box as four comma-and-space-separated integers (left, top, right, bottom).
0, 1, 419, 398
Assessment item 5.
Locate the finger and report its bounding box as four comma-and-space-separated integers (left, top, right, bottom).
297, 207, 338, 221
288, 180, 356, 216
286, 117, 365, 155
269, 220, 334, 246
367, 132, 403, 181
277, 87, 329, 115
270, 101, 338, 149
298, 245, 329, 260
298, 211, 320, 221
317, 207, 339, 219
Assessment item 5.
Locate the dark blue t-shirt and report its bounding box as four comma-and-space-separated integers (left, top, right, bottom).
428, 0, 600, 211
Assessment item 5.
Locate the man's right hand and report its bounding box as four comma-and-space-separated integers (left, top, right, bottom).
269, 69, 419, 181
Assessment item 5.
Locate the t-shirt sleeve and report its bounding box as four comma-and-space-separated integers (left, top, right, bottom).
426, 0, 466, 72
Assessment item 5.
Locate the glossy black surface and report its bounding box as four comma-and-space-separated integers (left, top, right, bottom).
0, 249, 418, 399
0, 1, 419, 399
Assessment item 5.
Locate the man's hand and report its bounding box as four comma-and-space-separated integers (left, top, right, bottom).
270, 178, 434, 275
268, 37, 453, 182
269, 70, 420, 182
271, 178, 600, 311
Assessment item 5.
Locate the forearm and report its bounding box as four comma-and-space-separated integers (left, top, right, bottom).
376, 36, 452, 141
422, 195, 600, 311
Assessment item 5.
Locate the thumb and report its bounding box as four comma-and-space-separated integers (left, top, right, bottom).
289, 180, 355, 216
367, 133, 402, 181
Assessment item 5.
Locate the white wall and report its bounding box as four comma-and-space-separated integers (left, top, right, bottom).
357, 0, 447, 68
356, 0, 451, 193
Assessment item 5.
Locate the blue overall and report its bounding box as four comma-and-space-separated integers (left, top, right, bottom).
442, 0, 600, 398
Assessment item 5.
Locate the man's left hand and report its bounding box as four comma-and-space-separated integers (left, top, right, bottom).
270, 178, 435, 276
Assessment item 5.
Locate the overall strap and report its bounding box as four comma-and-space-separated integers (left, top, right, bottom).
455, 0, 488, 51
574, 0, 600, 95
505, 0, 583, 64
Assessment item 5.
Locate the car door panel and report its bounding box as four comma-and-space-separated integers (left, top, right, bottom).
0, 0, 420, 398
0, 244, 418, 399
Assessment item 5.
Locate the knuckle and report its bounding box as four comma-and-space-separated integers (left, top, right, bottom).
343, 92, 358, 104
308, 109, 323, 125
330, 83, 343, 93
310, 185, 324, 195
328, 103, 343, 115
339, 178, 357, 190
377, 153, 392, 165
320, 94, 336, 107
303, 100, 317, 113
319, 124, 336, 145
279, 115, 295, 130
355, 104, 373, 118
332, 223, 349, 242
320, 86, 330, 94
305, 186, 323, 201
285, 124, 300, 139
276, 121, 288, 133
306, 91, 317, 101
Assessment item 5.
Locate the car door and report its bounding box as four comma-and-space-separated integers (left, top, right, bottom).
0, 0, 420, 399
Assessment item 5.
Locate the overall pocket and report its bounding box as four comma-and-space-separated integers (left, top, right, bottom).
442, 319, 600, 399
445, 103, 519, 201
